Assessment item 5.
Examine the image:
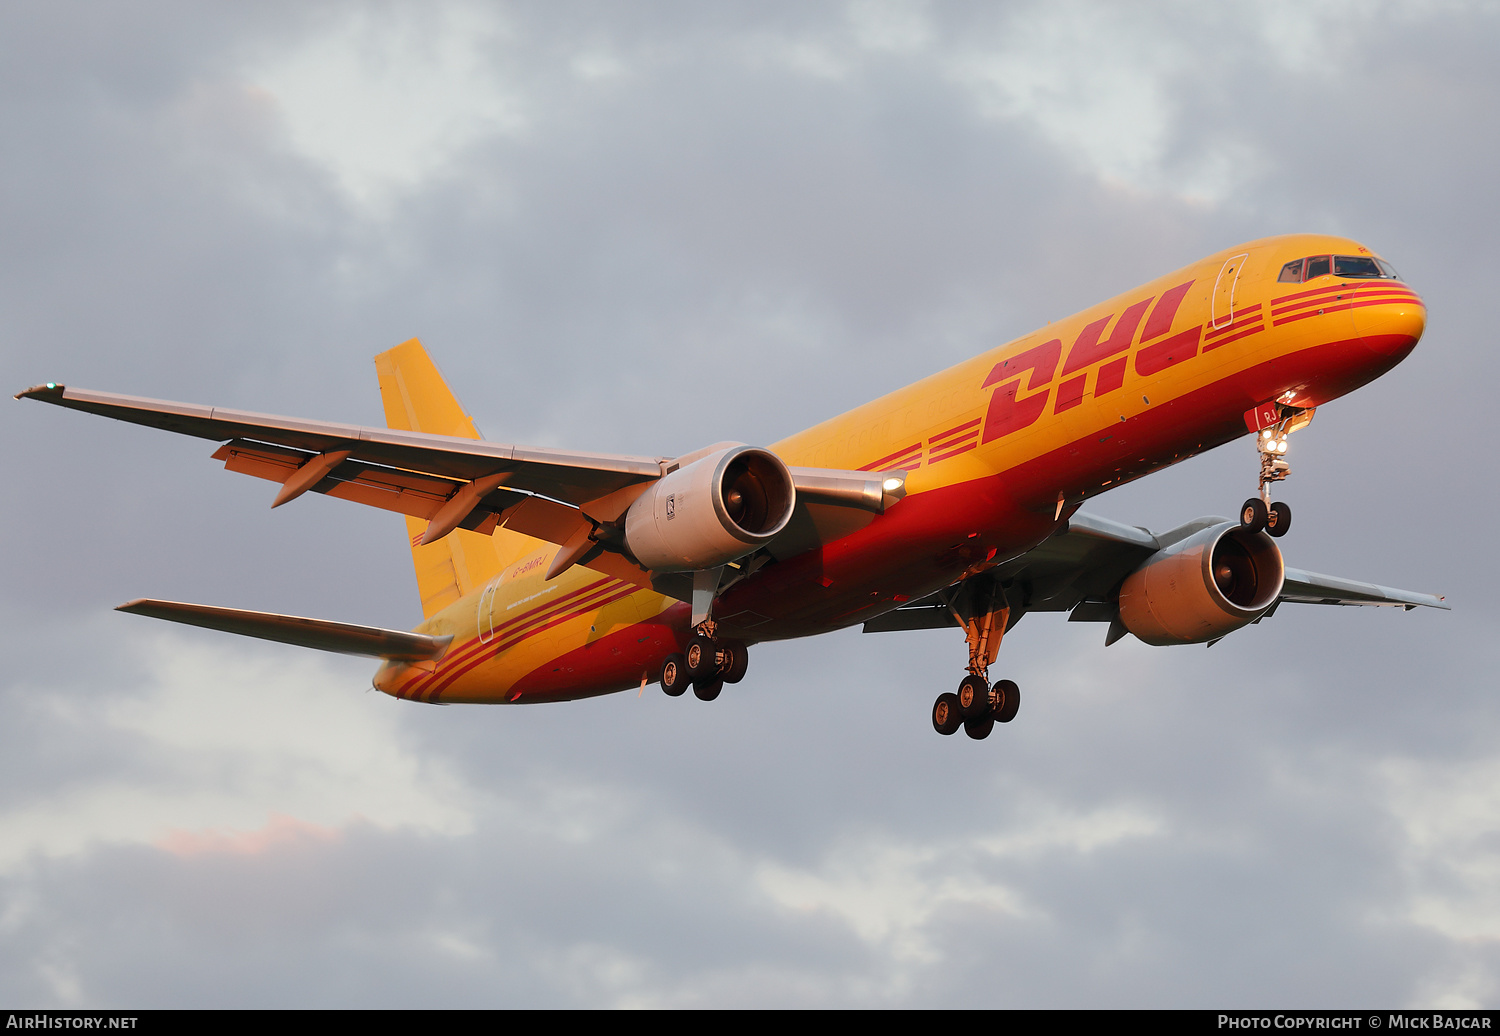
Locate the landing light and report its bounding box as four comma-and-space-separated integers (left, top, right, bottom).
1276, 440, 1288, 454
882, 476, 904, 492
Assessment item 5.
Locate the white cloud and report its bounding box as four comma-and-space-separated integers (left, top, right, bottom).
0, 636, 474, 873
948, 5, 1183, 194
246, 3, 525, 210
1384, 756, 1500, 945
847, 0, 934, 55
757, 802, 1165, 965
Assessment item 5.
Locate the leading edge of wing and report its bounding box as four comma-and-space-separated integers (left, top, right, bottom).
16, 383, 664, 505
117, 599, 452, 660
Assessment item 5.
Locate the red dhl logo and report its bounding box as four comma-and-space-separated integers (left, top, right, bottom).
857, 278, 1421, 468
978, 278, 1422, 444
981, 280, 1199, 443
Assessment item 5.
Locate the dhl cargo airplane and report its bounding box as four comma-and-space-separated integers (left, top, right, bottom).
18, 233, 1448, 739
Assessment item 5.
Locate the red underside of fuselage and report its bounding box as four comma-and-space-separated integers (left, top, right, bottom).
501, 602, 691, 704
497, 327, 1417, 701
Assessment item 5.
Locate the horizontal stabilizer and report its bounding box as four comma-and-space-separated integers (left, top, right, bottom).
116, 599, 452, 660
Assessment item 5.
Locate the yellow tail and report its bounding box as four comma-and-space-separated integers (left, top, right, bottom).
375, 339, 511, 618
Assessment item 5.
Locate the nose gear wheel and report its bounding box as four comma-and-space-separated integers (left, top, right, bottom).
1241, 404, 1312, 537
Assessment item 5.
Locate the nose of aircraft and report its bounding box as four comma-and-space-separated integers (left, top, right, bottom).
1351, 288, 1426, 362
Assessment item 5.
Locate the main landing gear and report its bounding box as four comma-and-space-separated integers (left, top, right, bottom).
659, 622, 749, 702
931, 573, 1022, 741
1239, 406, 1314, 539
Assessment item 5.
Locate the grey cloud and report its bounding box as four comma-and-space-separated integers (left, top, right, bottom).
1, 1, 1494, 1008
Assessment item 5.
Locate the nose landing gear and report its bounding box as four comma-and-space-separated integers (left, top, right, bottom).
930, 574, 1022, 741
1240, 405, 1313, 538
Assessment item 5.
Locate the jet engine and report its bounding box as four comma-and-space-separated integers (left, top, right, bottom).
1117, 521, 1285, 646
623, 444, 796, 571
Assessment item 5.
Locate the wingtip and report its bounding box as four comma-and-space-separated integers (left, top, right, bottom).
15, 382, 64, 401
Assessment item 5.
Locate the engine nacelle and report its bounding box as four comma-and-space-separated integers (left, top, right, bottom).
623, 445, 795, 571
1117, 521, 1285, 646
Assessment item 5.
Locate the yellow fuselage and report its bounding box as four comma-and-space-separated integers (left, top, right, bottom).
376, 234, 1425, 704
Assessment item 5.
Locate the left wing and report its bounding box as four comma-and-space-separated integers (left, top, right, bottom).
864, 510, 1448, 636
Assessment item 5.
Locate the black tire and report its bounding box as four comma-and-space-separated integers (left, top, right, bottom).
932, 693, 962, 735
1266, 501, 1292, 538
957, 674, 990, 719
693, 676, 723, 701
685, 634, 719, 679
994, 679, 1020, 723
660, 654, 689, 697
1240, 497, 1267, 533
964, 714, 995, 740
721, 640, 749, 684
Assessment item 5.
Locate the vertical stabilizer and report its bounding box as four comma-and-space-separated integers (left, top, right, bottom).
375, 339, 507, 618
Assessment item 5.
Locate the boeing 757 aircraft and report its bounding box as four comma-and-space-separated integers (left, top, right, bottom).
18, 233, 1447, 740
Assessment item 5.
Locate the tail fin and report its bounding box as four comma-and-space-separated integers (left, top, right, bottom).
375, 339, 507, 618
375, 338, 483, 440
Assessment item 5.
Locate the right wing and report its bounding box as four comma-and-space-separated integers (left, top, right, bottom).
18, 382, 665, 505
18, 383, 903, 597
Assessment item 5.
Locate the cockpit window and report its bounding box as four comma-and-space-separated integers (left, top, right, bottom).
1333, 255, 1387, 279
1277, 253, 1401, 283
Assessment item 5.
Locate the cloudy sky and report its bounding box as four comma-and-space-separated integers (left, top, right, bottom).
2, 1, 1496, 1008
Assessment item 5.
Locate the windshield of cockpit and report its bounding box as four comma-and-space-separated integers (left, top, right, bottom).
1277, 254, 1401, 283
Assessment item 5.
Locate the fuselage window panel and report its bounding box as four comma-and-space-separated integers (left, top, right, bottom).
1304, 255, 1331, 280
1277, 259, 1306, 283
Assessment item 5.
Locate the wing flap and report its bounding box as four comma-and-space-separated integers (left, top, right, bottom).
862, 605, 957, 633
116, 599, 452, 660
212, 439, 523, 531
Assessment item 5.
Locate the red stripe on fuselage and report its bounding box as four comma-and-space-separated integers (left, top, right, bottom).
1201, 322, 1265, 351
426, 583, 644, 701
1272, 295, 1425, 328
1204, 303, 1263, 339
928, 418, 980, 449
928, 440, 978, 464
413, 582, 638, 702
394, 577, 624, 699
859, 443, 923, 471
1271, 285, 1418, 316
1272, 279, 1411, 305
